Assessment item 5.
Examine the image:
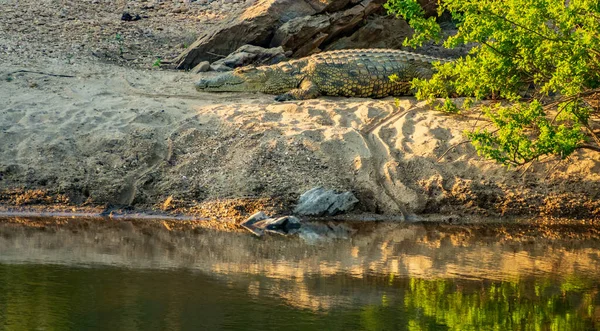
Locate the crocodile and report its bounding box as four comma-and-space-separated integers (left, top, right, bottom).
195, 49, 448, 101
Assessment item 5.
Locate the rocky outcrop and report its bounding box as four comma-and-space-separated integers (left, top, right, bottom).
173, 0, 387, 69
173, 0, 317, 69
268, 0, 385, 57
325, 15, 412, 51
209, 45, 289, 71
269, 15, 331, 57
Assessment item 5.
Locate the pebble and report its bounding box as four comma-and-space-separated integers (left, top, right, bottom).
191, 61, 211, 73
121, 12, 141, 21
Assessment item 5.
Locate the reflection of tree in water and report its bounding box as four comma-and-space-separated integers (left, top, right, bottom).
400, 278, 599, 330
1, 264, 599, 330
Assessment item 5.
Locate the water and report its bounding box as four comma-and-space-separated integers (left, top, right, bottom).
1, 218, 600, 330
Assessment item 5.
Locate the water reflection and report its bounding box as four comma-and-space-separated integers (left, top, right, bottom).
1, 218, 600, 330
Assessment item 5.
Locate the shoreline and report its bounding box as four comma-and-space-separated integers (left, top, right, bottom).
1, 2, 599, 224
1, 210, 599, 244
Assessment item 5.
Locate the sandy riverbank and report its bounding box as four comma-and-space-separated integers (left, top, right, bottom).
1, 0, 599, 222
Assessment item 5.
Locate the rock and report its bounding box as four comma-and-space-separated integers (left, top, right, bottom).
304, 0, 352, 13
242, 211, 270, 226
322, 0, 385, 45
173, 0, 317, 69
237, 44, 289, 65
191, 61, 211, 73
325, 15, 412, 51
418, 0, 438, 17
271, 0, 385, 57
221, 51, 255, 67
173, 0, 387, 68
240, 212, 301, 237
209, 63, 233, 72
121, 12, 141, 21
210, 44, 288, 69
294, 187, 359, 216
292, 32, 328, 57
270, 15, 331, 56
262, 216, 302, 235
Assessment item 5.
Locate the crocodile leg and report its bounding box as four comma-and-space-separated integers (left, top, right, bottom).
274, 79, 320, 101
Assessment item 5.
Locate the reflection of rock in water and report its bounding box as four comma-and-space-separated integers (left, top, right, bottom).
1, 218, 600, 311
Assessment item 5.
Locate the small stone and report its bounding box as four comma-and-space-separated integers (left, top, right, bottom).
210, 63, 232, 72
172, 6, 188, 13
191, 61, 210, 73
121, 12, 141, 21
209, 44, 288, 70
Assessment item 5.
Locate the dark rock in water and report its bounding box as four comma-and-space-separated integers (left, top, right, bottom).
121, 12, 141, 21
210, 45, 288, 70
240, 211, 356, 242
240, 212, 301, 237
242, 211, 270, 227
294, 187, 358, 216
262, 216, 302, 235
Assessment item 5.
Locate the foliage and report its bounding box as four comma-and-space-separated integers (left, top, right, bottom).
153, 57, 162, 67
385, 0, 600, 166
113, 33, 124, 56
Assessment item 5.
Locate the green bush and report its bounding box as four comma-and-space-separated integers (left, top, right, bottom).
385, 0, 600, 166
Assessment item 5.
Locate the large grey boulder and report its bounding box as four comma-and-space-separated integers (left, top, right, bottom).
294, 187, 359, 216
172, 0, 387, 69
173, 0, 317, 69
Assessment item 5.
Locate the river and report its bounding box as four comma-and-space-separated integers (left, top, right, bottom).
0, 217, 599, 330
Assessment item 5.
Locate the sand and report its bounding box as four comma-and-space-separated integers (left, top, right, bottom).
1, 0, 599, 221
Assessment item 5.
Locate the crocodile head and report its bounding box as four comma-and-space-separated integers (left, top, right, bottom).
195, 66, 297, 94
